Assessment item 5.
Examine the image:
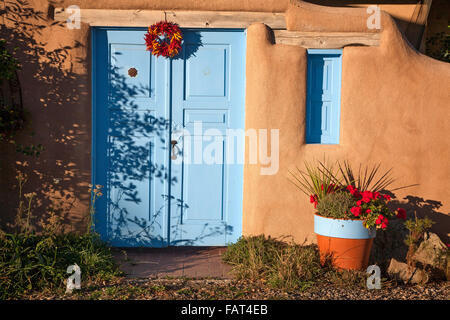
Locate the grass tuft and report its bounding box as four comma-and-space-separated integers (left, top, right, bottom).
223, 235, 367, 291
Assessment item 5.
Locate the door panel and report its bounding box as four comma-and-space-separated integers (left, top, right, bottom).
170, 30, 246, 246
93, 29, 170, 247
185, 44, 228, 99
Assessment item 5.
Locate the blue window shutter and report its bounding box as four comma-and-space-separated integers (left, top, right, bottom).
305, 49, 342, 144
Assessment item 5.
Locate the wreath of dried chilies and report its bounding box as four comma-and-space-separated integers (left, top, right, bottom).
144, 21, 183, 58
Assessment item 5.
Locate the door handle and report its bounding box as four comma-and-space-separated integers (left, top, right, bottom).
171, 140, 178, 160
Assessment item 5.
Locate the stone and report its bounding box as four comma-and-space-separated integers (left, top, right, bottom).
412, 232, 447, 267
387, 258, 429, 284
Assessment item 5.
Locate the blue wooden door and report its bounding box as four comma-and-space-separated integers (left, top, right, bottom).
170, 30, 246, 246
92, 28, 245, 247
305, 49, 342, 144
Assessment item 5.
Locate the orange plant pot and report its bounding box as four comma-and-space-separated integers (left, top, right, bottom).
316, 234, 374, 270
314, 214, 376, 271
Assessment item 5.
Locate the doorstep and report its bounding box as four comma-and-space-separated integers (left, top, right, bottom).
112, 247, 232, 279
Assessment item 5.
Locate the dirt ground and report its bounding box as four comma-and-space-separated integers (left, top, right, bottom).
23, 277, 449, 300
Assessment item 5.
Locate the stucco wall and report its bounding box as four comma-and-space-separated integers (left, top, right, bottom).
243, 2, 450, 243
0, 0, 449, 242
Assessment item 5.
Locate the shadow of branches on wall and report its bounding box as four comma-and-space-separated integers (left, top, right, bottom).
0, 2, 231, 247
0, 0, 90, 232
398, 195, 449, 243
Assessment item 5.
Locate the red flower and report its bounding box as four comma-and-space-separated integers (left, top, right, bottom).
310, 195, 318, 209
396, 208, 407, 220
361, 191, 373, 203
383, 194, 391, 201
347, 185, 360, 197
366, 209, 372, 214
373, 192, 380, 199
375, 214, 384, 225
350, 206, 362, 217
381, 218, 389, 229
356, 200, 362, 206
375, 214, 389, 229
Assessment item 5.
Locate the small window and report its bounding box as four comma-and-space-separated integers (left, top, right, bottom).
305, 49, 342, 144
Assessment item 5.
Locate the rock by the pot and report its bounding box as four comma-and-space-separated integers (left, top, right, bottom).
412, 232, 447, 267
387, 258, 429, 284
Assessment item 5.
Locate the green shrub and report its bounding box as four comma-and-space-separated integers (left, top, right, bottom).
0, 232, 123, 299
426, 28, 450, 63
0, 39, 19, 80
404, 214, 435, 268
223, 235, 366, 290
316, 191, 355, 219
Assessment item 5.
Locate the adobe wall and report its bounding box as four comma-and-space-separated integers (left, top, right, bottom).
0, 0, 448, 242
243, 1, 450, 243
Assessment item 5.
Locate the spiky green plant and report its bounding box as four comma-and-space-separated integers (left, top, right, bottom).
336, 160, 395, 192
319, 160, 416, 192
288, 159, 341, 202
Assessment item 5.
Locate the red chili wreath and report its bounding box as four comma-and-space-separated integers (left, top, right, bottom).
144, 21, 183, 58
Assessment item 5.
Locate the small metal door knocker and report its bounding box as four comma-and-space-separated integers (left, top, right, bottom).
128, 67, 138, 77
171, 140, 178, 160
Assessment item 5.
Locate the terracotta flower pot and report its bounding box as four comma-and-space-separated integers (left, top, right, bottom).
314, 214, 376, 270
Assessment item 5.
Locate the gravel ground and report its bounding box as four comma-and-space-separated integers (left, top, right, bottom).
23, 278, 449, 300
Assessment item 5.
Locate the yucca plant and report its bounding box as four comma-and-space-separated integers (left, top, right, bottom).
334, 160, 417, 193
336, 160, 394, 192
289, 159, 416, 197
288, 159, 398, 199
288, 159, 342, 207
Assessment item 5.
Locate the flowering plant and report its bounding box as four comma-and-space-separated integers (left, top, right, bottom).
289, 160, 409, 230
338, 185, 405, 229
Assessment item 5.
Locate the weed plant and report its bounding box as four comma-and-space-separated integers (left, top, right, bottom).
222, 235, 366, 291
